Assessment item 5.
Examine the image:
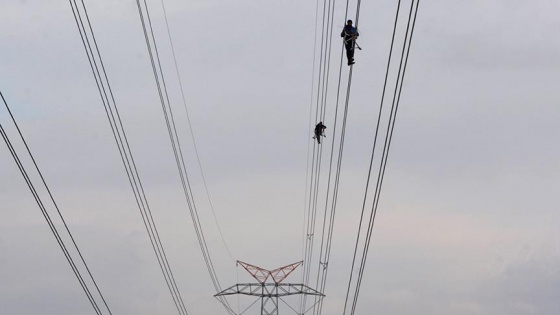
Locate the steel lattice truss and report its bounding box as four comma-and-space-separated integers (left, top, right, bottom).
215, 261, 324, 315
237, 261, 303, 284
216, 283, 324, 298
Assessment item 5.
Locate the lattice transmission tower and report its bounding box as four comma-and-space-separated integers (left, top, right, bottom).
215, 261, 324, 315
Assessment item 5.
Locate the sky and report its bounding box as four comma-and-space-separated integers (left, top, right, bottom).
1, 0, 559, 314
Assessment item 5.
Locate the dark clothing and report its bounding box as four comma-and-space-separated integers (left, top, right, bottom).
314, 122, 327, 144
344, 41, 355, 63
341, 25, 359, 64
341, 25, 359, 41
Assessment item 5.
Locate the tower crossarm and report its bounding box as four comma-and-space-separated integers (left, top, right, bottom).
215, 283, 325, 298
220, 261, 323, 315
269, 261, 303, 284
237, 261, 271, 284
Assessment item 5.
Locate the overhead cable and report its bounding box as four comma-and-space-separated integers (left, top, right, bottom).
342, 1, 420, 314
301, 0, 349, 312
1, 92, 112, 315
158, 0, 235, 263
308, 0, 359, 312
301, 0, 331, 301
133, 1, 234, 314
68, 1, 190, 314
302, 0, 322, 261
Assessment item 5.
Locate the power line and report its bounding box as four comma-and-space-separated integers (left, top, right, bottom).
310, 0, 415, 314
133, 1, 234, 314
302, 0, 359, 312
340, 0, 403, 311
307, 0, 362, 312
1, 92, 111, 315
351, 2, 420, 313
342, 1, 420, 314
158, 0, 235, 263
300, 0, 333, 311
68, 1, 190, 314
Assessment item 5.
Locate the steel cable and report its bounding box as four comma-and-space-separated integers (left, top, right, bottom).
134, 1, 234, 313
69, 1, 190, 313
341, 1, 420, 314
1, 93, 107, 315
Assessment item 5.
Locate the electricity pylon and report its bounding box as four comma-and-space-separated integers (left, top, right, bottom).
215, 261, 324, 315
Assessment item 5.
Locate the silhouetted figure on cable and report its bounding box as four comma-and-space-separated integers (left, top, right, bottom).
313, 122, 327, 144
341, 19, 359, 66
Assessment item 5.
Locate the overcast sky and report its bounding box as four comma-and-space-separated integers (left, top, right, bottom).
1, 0, 559, 314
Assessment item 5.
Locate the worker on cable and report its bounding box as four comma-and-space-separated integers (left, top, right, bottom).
313, 122, 327, 144
341, 19, 359, 66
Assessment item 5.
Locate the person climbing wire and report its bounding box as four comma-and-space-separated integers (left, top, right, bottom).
341, 19, 359, 66
313, 122, 327, 144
